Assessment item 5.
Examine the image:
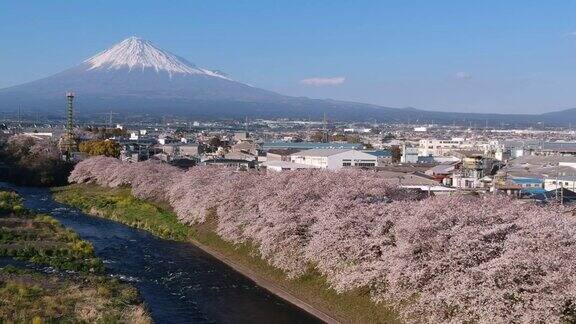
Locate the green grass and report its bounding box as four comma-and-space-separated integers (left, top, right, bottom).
0, 191, 26, 215
53, 184, 401, 324
53, 184, 189, 241
0, 191, 103, 272
0, 266, 151, 323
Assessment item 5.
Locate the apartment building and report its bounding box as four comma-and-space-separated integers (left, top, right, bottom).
418, 138, 466, 157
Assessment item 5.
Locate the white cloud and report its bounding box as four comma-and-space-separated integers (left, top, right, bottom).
300, 76, 346, 86
454, 72, 472, 80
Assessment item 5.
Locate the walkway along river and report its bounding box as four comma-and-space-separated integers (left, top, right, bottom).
5, 185, 323, 324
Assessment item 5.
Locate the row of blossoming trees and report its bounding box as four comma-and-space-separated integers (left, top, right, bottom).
69, 156, 576, 323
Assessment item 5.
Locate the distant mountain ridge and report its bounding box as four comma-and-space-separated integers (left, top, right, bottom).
0, 36, 574, 125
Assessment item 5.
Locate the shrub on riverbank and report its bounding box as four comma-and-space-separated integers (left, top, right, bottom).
0, 266, 150, 323
0, 191, 103, 272
0, 191, 25, 214
67, 156, 576, 323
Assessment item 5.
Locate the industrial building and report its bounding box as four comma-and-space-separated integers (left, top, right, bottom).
289, 149, 378, 170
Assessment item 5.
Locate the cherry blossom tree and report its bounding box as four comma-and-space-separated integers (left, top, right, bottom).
68, 157, 576, 323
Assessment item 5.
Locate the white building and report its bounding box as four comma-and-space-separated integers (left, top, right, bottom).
559, 162, 576, 169
401, 185, 456, 195
261, 161, 316, 172
401, 145, 419, 163
344, 128, 372, 133
544, 177, 576, 192
290, 149, 378, 170
512, 148, 524, 158
418, 138, 466, 157
22, 132, 53, 139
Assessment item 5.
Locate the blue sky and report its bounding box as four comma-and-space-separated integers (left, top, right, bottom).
2, 0, 576, 113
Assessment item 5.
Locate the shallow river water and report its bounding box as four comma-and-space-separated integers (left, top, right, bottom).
4, 185, 322, 324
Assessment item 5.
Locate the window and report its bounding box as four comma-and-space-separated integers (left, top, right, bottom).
357, 162, 375, 167
342, 162, 352, 166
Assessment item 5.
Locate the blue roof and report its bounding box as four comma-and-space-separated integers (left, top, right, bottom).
262, 142, 363, 150
364, 150, 391, 157
521, 188, 546, 194
511, 177, 543, 184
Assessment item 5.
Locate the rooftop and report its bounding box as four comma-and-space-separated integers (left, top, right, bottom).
291, 149, 354, 157
267, 148, 303, 156
262, 142, 363, 150
509, 155, 576, 166
262, 161, 316, 169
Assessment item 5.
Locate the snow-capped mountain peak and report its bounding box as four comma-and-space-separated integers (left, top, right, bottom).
84, 36, 230, 79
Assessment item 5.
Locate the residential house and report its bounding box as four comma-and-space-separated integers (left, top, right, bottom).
425, 162, 459, 182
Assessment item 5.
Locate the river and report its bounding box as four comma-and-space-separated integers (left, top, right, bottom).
3, 185, 323, 324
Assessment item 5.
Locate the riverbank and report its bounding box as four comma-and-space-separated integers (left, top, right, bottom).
53, 184, 400, 324
0, 189, 152, 322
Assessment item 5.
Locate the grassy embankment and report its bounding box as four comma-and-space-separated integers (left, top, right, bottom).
52, 183, 400, 324
0, 190, 152, 323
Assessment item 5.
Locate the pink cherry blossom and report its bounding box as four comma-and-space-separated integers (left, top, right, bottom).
69, 157, 576, 323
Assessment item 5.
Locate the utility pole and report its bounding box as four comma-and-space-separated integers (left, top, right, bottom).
322, 113, 328, 143
556, 166, 559, 203
105, 111, 118, 128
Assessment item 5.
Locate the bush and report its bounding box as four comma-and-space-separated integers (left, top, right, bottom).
79, 139, 121, 158
0, 191, 26, 215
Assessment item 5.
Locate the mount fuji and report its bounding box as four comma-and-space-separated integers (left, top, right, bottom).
0, 36, 439, 121
0, 36, 572, 124
0, 37, 293, 116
